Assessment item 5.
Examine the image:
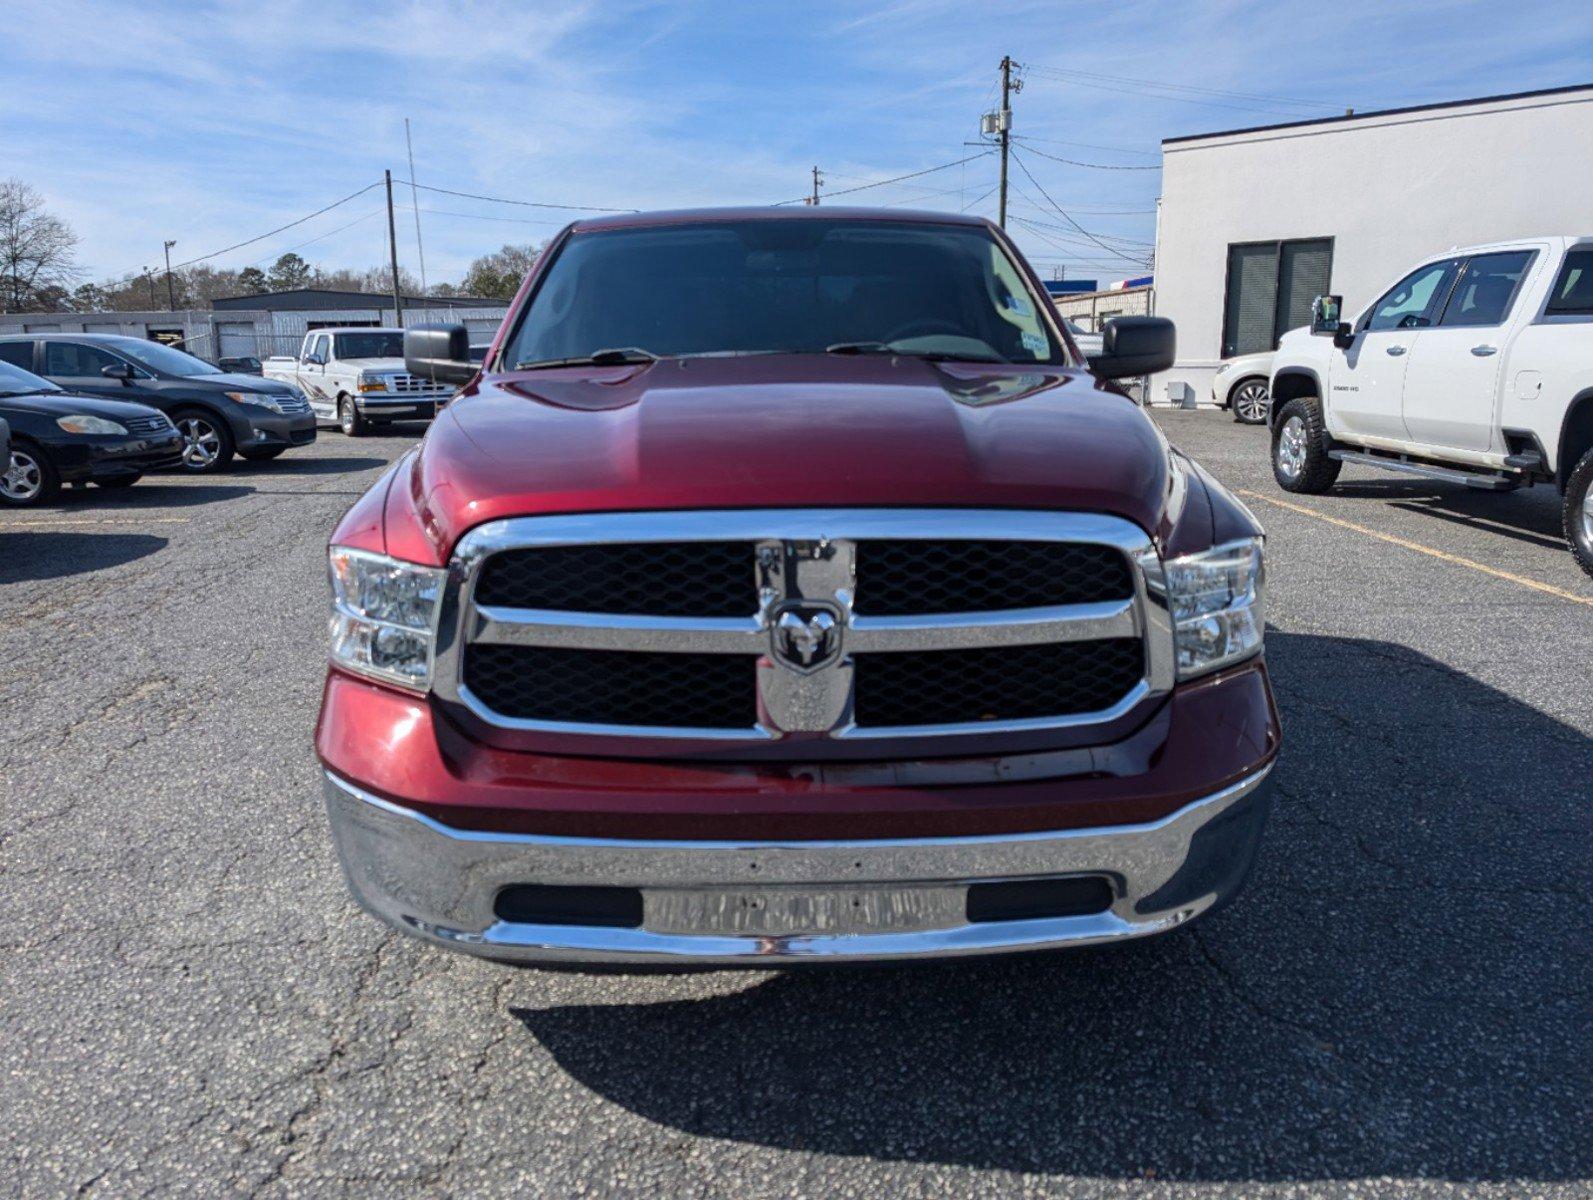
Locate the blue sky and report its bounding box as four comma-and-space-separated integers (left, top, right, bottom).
2, 0, 1588, 290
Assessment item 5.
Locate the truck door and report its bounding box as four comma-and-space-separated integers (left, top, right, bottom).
1328, 258, 1461, 443
298, 334, 332, 410
1399, 249, 1538, 454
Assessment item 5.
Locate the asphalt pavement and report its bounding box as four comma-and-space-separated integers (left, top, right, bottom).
1, 411, 1588, 1198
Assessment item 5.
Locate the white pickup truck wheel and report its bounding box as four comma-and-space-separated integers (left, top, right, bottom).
338, 396, 370, 438
1271, 399, 1341, 494
1563, 447, 1593, 579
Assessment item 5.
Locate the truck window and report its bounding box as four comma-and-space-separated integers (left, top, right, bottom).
1544, 247, 1593, 316
334, 332, 404, 359
1366, 259, 1461, 331
1438, 251, 1534, 327
504, 218, 1068, 367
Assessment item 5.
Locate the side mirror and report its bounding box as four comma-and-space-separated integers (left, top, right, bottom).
1310, 294, 1343, 335
100, 362, 135, 383
1088, 316, 1175, 379
405, 323, 476, 386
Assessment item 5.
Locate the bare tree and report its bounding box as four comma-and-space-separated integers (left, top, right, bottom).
0, 179, 80, 311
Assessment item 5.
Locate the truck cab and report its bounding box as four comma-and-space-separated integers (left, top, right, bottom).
1268, 237, 1593, 574
264, 327, 454, 436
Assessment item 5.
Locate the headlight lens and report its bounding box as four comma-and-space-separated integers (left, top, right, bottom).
225, 390, 286, 413
357, 376, 390, 393
1163, 538, 1264, 679
328, 547, 447, 690
56, 414, 128, 435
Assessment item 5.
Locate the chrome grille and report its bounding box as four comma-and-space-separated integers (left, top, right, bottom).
387, 372, 452, 394
437, 509, 1175, 755
123, 414, 172, 434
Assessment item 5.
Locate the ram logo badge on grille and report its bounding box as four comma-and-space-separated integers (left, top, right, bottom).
772, 605, 841, 671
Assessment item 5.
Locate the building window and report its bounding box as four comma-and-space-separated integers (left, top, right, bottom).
1221, 238, 1333, 357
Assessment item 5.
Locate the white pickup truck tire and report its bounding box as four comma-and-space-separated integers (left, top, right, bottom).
337, 396, 371, 438
1563, 447, 1593, 577
1271, 398, 1342, 494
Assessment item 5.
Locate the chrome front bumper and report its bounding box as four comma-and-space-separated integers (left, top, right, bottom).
323, 766, 1273, 966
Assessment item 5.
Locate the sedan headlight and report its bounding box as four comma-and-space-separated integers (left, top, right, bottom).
1162, 538, 1264, 679
328, 547, 447, 690
226, 390, 286, 413
56, 414, 128, 435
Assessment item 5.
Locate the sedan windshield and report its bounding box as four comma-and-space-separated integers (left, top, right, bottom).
115, 339, 223, 377
0, 358, 62, 396
504, 219, 1069, 367
335, 332, 404, 359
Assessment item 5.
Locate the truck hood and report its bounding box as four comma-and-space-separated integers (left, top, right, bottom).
392, 354, 1179, 564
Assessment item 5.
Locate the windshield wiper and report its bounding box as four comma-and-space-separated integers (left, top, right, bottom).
514, 347, 659, 370
825, 341, 1005, 363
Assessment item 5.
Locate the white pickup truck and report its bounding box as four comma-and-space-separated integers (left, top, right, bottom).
263, 327, 454, 437
1268, 236, 1593, 576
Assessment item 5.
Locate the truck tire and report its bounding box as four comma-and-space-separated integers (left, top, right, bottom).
1563, 446, 1593, 579
1271, 398, 1341, 494
338, 396, 370, 438
172, 408, 236, 473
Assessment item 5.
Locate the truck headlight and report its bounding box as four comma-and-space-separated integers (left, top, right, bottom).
1162, 538, 1264, 679
328, 547, 447, 690
357, 376, 390, 393
56, 414, 128, 435
226, 390, 286, 413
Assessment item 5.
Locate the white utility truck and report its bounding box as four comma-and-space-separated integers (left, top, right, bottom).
263, 328, 454, 437
1267, 237, 1593, 576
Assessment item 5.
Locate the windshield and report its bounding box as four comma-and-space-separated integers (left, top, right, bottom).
335, 332, 404, 359
115, 339, 223, 377
504, 219, 1068, 367
0, 358, 63, 396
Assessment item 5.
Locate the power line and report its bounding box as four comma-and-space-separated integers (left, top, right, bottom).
166, 181, 386, 273
394, 179, 637, 213
1004, 133, 1159, 157
241, 208, 386, 268
1007, 151, 1148, 265
960, 185, 999, 212
1006, 196, 1153, 246
772, 151, 993, 206
1021, 63, 1345, 113
1012, 138, 1161, 170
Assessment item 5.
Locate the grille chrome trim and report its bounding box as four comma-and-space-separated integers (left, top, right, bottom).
435, 509, 1176, 751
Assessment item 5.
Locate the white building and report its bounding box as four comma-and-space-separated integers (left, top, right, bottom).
1152, 83, 1593, 405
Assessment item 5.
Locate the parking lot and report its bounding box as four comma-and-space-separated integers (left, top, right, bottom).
1, 410, 1588, 1199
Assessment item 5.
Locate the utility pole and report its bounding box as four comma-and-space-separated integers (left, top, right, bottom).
144, 269, 157, 310
163, 240, 177, 310
997, 55, 1019, 230
809, 165, 823, 206
384, 169, 404, 326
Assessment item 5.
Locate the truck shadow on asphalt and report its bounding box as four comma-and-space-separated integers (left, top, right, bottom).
1330, 479, 1569, 552
512, 631, 1591, 1184
0, 531, 167, 583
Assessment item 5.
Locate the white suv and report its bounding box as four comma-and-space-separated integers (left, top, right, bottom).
1267, 236, 1593, 576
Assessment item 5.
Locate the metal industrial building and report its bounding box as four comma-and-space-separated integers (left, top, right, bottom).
0, 289, 509, 363
1152, 83, 1593, 405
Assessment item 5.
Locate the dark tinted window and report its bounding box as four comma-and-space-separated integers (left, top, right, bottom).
1439, 251, 1534, 327
0, 341, 33, 369
1545, 247, 1593, 315
44, 341, 125, 376
114, 339, 221, 376
1366, 259, 1461, 332
505, 219, 1065, 366
335, 332, 404, 359
1221, 238, 1332, 357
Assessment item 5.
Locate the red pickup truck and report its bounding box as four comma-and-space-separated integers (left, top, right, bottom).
317, 207, 1278, 966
